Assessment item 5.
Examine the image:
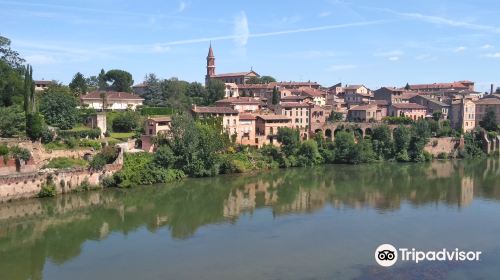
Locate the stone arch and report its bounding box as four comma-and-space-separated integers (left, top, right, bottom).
365, 128, 373, 139
314, 129, 322, 135
303, 133, 308, 140
325, 129, 333, 140
354, 128, 364, 140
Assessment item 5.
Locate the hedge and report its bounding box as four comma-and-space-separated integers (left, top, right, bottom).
58, 128, 101, 139
140, 107, 175, 116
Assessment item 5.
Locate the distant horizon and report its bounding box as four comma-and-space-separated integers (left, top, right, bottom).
2, 0, 499, 92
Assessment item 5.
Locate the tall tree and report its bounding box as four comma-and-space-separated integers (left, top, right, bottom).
277, 127, 300, 156
205, 79, 225, 105
69, 72, 88, 96
97, 69, 107, 90
0, 36, 25, 70
40, 86, 78, 129
479, 108, 498, 131
105, 69, 134, 92
272, 87, 279, 105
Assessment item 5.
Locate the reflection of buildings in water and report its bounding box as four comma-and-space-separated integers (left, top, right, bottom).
223, 180, 279, 218
274, 189, 327, 215
223, 179, 328, 218
426, 161, 456, 179
484, 158, 500, 178
331, 191, 401, 211
459, 176, 474, 208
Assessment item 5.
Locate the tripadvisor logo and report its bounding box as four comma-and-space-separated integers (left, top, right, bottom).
375, 244, 482, 267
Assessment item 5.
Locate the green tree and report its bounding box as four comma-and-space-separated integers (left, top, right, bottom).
112, 111, 140, 132
276, 127, 300, 156
98, 69, 107, 90
371, 124, 393, 159
0, 60, 24, 106
260, 76, 276, 84
272, 87, 279, 105
409, 119, 431, 161
333, 131, 355, 163
0, 36, 25, 70
479, 108, 498, 131
40, 87, 78, 130
26, 113, 44, 140
0, 106, 25, 137
350, 138, 376, 164
105, 69, 134, 92
205, 79, 225, 105
69, 72, 88, 96
328, 111, 344, 122
297, 140, 322, 166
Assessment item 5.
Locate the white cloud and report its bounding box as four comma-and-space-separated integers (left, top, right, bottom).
481, 44, 493, 49
375, 50, 403, 61
151, 44, 171, 53
388, 56, 400, 61
485, 52, 500, 58
384, 9, 500, 34
327, 64, 357, 71
25, 54, 57, 65
318, 11, 332, 18
233, 11, 249, 47
177, 1, 187, 13
454, 46, 467, 52
415, 54, 437, 61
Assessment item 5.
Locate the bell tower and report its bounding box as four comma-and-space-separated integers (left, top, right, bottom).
205, 42, 215, 85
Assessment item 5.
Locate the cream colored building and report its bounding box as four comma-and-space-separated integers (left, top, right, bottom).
450, 99, 476, 132
191, 105, 239, 136
81, 91, 144, 111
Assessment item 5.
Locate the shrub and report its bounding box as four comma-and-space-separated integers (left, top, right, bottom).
437, 152, 448, 159
58, 128, 101, 140
10, 146, 31, 162
112, 111, 139, 132
38, 183, 56, 198
41, 128, 55, 144
78, 139, 102, 150
140, 107, 174, 116
89, 155, 107, 170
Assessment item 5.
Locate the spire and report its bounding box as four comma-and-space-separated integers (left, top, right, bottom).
208, 41, 214, 57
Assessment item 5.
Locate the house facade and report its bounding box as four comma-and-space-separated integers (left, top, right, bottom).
80, 91, 144, 111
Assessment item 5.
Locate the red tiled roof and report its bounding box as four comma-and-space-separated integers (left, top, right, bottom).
215, 97, 261, 105
81, 91, 144, 100
474, 98, 500, 105
239, 114, 256, 120
34, 80, 53, 85
281, 95, 310, 101
280, 102, 311, 108
409, 81, 472, 90
373, 100, 389, 106
391, 103, 426, 110
256, 114, 292, 121
349, 104, 378, 111
192, 106, 238, 114
212, 71, 259, 78
272, 81, 320, 87
344, 85, 366, 90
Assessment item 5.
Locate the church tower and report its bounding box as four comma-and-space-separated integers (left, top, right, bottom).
205, 43, 215, 85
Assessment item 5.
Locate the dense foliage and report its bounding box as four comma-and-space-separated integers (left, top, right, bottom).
40, 86, 78, 129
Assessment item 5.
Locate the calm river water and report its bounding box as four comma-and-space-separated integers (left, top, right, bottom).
1, 159, 500, 280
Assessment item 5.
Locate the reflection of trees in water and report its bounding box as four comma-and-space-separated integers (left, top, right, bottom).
1, 159, 500, 279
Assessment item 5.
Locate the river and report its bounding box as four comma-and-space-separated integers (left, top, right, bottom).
1, 159, 500, 280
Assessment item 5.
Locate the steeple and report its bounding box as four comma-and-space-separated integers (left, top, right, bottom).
205, 42, 216, 85
208, 42, 214, 58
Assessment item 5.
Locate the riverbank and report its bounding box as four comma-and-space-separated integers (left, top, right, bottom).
2, 159, 500, 280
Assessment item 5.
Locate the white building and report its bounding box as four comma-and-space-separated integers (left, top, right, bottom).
80, 91, 144, 111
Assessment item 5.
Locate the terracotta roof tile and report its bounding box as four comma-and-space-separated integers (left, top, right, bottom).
192, 106, 238, 114
81, 91, 144, 100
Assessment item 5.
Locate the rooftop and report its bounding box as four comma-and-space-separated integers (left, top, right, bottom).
475, 98, 500, 105
215, 97, 261, 105
192, 106, 239, 114
280, 102, 311, 108
257, 114, 292, 121
81, 91, 144, 100
148, 116, 172, 122
391, 103, 427, 110
349, 104, 378, 111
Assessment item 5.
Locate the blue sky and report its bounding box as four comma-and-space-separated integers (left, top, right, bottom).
1, 0, 499, 92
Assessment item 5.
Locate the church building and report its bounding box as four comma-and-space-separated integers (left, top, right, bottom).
205, 43, 260, 85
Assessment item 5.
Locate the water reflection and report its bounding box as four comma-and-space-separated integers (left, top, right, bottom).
1, 159, 500, 280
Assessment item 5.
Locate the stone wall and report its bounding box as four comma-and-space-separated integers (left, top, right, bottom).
0, 164, 121, 202
424, 137, 462, 157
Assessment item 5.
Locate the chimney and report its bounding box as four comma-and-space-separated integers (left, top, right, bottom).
491, 84, 494, 95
